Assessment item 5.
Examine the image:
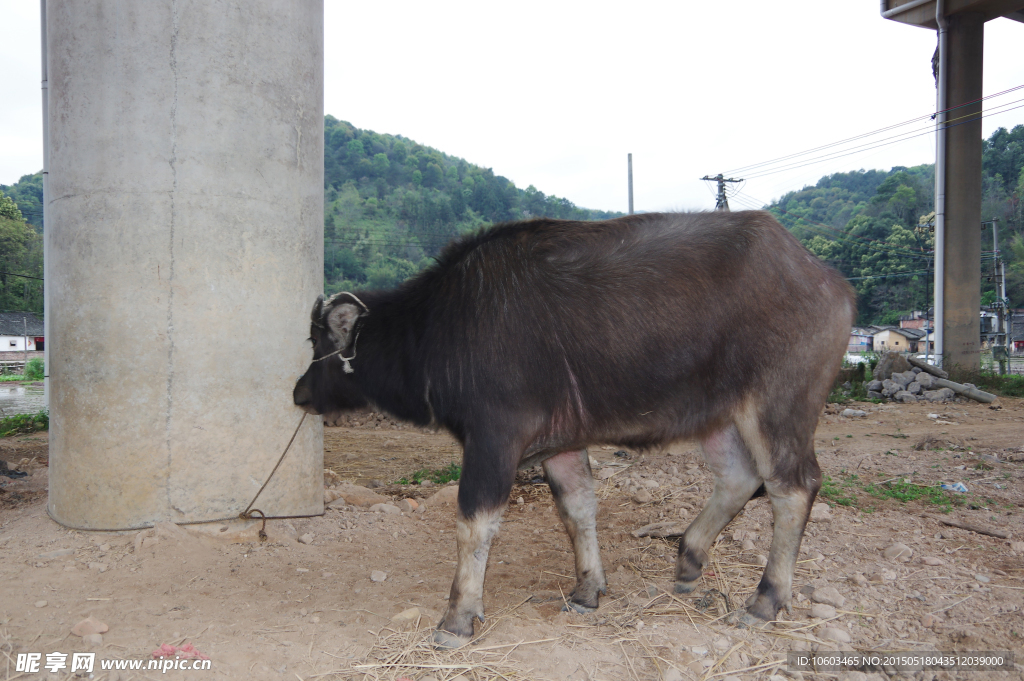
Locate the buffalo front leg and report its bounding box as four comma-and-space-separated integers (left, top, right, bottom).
543, 449, 607, 613
675, 425, 762, 593
433, 437, 517, 649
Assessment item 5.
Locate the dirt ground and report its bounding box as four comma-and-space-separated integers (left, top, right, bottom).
1, 398, 1023, 681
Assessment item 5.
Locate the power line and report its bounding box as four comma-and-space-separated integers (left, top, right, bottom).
0, 271, 44, 281
740, 100, 1024, 181
724, 82, 1024, 176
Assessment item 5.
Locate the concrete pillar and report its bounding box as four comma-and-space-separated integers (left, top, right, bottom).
941, 12, 984, 372
46, 1, 324, 530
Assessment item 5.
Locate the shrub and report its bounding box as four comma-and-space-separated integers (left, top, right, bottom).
0, 410, 48, 437
24, 358, 44, 381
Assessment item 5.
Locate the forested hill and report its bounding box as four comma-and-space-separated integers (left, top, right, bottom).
759, 124, 1024, 324
321, 116, 622, 293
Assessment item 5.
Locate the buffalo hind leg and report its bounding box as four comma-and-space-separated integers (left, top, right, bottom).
737, 462, 820, 627
543, 449, 607, 613
433, 438, 517, 649
675, 425, 762, 593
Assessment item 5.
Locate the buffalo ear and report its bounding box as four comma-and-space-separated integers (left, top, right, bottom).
326, 303, 363, 348
311, 295, 325, 325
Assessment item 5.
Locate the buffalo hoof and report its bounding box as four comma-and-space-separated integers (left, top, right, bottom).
674, 579, 699, 594
562, 600, 597, 614
727, 610, 774, 631
431, 628, 471, 649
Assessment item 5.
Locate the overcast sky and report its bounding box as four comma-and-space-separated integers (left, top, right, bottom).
2, 2, 1023, 213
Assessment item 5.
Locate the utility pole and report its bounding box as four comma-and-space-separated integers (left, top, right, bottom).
628, 154, 634, 215
701, 174, 743, 211
990, 218, 1008, 374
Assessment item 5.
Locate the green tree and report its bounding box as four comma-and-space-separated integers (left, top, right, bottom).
372, 153, 390, 177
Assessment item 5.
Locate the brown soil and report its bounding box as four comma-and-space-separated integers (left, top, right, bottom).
1, 400, 1023, 680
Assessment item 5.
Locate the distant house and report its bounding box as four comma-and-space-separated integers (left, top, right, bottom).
848, 327, 876, 353
0, 312, 44, 352
873, 326, 924, 353
899, 310, 932, 332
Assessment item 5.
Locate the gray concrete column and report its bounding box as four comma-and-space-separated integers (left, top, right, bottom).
941, 11, 984, 373
46, 0, 324, 530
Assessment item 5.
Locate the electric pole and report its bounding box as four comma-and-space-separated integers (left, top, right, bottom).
990, 218, 1009, 373
628, 153, 634, 215
701, 174, 743, 211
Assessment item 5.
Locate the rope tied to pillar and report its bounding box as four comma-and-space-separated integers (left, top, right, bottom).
47, 410, 319, 534
239, 411, 309, 541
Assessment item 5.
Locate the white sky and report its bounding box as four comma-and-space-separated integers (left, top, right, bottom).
2, 1, 1023, 213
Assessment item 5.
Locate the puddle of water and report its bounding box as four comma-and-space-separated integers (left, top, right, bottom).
0, 384, 46, 417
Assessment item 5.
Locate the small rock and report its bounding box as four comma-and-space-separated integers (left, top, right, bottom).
71, 616, 109, 637
1010, 541, 1024, 552
324, 488, 343, 503
921, 613, 943, 628
819, 626, 851, 644
423, 485, 459, 507
741, 539, 756, 551
83, 633, 103, 647
661, 668, 684, 681
883, 543, 913, 562
641, 478, 660, 489
37, 548, 75, 560
631, 489, 653, 504
895, 390, 918, 403
849, 573, 868, 587
298, 533, 314, 545
713, 637, 731, 651
809, 503, 832, 523
975, 574, 990, 584
88, 562, 108, 573
419, 479, 435, 488
598, 467, 618, 480
369, 503, 402, 515
841, 409, 866, 418
99, 543, 110, 551
397, 498, 418, 513
917, 373, 935, 389
920, 556, 944, 566
810, 586, 845, 608
296, 568, 309, 573
328, 483, 391, 508
391, 607, 420, 627
370, 570, 387, 583
881, 379, 900, 397
310, 616, 320, 623
907, 381, 922, 395
516, 496, 525, 505
34, 600, 47, 608
811, 603, 837, 619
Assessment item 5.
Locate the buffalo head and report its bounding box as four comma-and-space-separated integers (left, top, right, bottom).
292, 293, 370, 415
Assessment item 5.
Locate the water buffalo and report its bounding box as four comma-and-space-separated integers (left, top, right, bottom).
293, 211, 855, 647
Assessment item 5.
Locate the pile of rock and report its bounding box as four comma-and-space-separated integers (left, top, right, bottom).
867, 368, 955, 403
